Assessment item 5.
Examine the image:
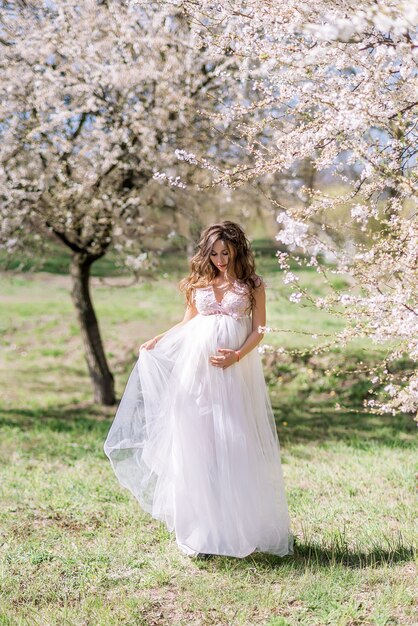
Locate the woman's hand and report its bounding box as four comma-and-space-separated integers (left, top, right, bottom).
209, 348, 239, 370
139, 336, 161, 353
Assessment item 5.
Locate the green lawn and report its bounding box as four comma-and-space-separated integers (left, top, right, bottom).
0, 260, 416, 626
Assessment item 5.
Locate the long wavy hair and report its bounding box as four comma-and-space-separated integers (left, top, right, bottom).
179, 221, 261, 309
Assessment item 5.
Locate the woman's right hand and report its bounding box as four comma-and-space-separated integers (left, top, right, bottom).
139, 336, 161, 353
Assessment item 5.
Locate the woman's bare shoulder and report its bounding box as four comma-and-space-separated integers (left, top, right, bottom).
252, 274, 266, 289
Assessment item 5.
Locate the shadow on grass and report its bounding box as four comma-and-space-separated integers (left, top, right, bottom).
273, 402, 416, 449
0, 405, 111, 436
0, 400, 415, 450
210, 538, 416, 571
1, 403, 415, 571
291, 540, 415, 568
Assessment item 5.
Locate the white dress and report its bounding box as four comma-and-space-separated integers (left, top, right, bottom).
104, 280, 293, 558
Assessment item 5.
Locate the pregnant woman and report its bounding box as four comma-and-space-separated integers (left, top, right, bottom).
104, 221, 293, 558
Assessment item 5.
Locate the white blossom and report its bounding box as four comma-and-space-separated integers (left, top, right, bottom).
283, 271, 299, 285
181, 0, 418, 415
276, 213, 309, 249
350, 205, 370, 224
125, 253, 148, 271
289, 292, 303, 304
258, 325, 272, 334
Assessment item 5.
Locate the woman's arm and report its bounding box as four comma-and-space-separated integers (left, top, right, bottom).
236, 282, 266, 358
139, 299, 198, 351
209, 282, 266, 369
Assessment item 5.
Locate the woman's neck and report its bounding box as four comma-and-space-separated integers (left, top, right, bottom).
213, 272, 236, 285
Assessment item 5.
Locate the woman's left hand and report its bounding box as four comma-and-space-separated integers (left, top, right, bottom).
209, 348, 239, 369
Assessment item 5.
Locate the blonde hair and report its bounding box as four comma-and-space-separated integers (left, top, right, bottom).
179, 221, 262, 308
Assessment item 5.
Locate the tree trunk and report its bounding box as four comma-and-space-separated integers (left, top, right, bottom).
70, 252, 116, 405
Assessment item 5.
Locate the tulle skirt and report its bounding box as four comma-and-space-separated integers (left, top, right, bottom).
103, 313, 293, 558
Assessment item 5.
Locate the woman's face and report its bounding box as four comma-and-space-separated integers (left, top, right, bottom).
210, 239, 230, 274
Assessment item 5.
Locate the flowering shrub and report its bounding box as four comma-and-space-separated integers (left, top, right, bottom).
0, 1, 225, 403
181, 0, 418, 418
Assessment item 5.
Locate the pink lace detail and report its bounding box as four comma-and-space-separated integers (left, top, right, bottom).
194, 281, 252, 319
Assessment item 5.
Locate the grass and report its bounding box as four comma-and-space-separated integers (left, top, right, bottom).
0, 255, 416, 626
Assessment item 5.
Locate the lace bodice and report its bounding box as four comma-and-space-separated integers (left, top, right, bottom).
193, 281, 252, 319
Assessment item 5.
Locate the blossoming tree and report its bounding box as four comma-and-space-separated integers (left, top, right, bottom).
0, 0, 225, 404
179, 0, 418, 417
